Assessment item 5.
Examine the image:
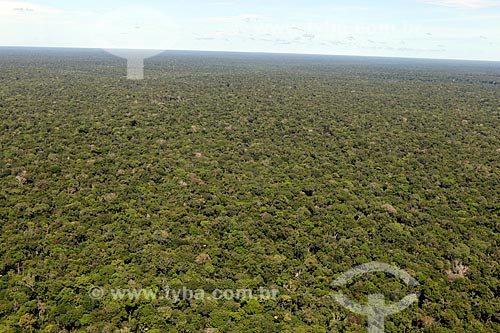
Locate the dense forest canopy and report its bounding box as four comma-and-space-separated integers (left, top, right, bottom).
0, 48, 499, 332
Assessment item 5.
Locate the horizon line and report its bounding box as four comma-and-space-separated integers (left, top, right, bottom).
1, 45, 500, 64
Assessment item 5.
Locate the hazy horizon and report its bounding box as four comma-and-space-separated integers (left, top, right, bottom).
1, 0, 500, 62
2, 45, 500, 64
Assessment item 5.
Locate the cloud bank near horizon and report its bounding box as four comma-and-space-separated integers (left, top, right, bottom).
0, 0, 499, 61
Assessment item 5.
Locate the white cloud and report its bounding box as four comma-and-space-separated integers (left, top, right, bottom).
420, 0, 500, 8
0, 0, 60, 16
201, 14, 266, 23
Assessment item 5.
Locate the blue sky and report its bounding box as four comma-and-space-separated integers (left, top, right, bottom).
1, 0, 500, 61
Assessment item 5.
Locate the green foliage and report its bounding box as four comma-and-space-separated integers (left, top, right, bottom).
0, 48, 499, 331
